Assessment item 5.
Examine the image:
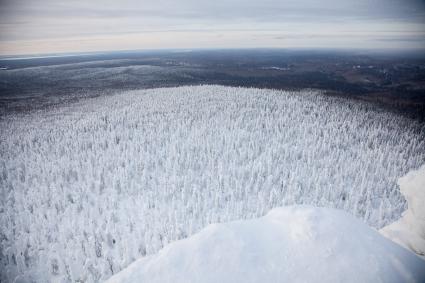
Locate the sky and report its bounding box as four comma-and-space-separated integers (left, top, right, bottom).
0, 0, 424, 55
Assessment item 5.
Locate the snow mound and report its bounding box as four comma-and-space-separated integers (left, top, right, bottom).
107, 206, 425, 283
381, 165, 425, 257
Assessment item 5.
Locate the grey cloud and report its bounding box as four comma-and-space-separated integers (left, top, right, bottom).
2, 0, 425, 21
0, 0, 424, 53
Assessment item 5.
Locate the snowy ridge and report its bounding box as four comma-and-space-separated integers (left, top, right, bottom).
1, 85, 424, 282
107, 206, 425, 283
381, 164, 425, 257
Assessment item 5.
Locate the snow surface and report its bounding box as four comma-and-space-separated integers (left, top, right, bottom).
107, 206, 425, 283
381, 164, 425, 257
1, 85, 424, 282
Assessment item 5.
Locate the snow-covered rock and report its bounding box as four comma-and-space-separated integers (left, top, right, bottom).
107, 206, 425, 283
381, 165, 425, 257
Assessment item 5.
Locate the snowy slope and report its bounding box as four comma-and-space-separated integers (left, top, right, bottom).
107, 206, 425, 283
381, 164, 425, 257
1, 86, 424, 282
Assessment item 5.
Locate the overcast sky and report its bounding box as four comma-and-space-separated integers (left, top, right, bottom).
0, 0, 424, 55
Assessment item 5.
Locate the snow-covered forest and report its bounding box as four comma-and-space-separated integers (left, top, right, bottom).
1, 85, 424, 282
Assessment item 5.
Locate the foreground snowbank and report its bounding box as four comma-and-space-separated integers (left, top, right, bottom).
381, 165, 425, 257
107, 206, 425, 283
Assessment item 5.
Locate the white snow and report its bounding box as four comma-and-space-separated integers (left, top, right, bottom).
1, 85, 424, 282
107, 206, 425, 283
381, 164, 425, 257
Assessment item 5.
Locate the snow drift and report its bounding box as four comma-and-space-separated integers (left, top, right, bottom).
107, 206, 425, 283
1, 86, 424, 282
381, 164, 425, 257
